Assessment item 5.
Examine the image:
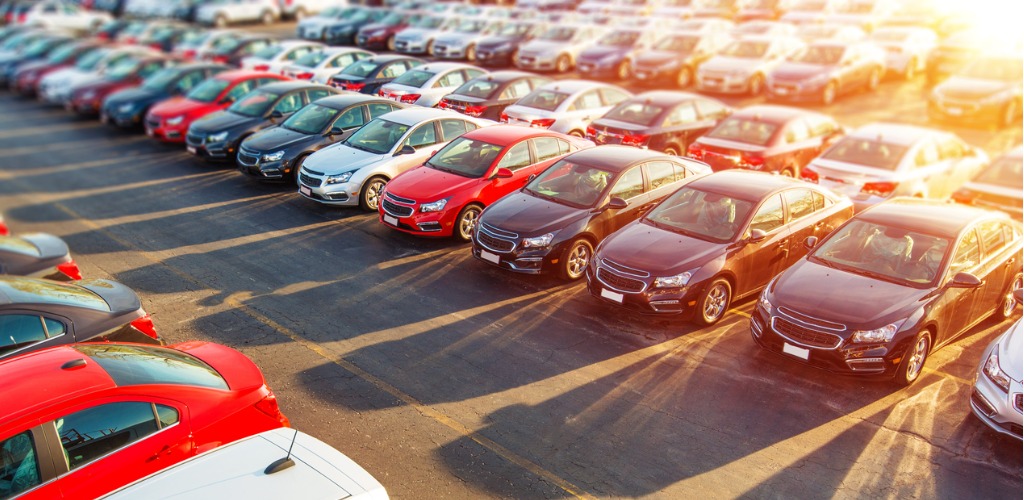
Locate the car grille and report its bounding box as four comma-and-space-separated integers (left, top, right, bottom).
384, 192, 415, 205
186, 133, 203, 147
972, 390, 997, 417
299, 172, 321, 187
777, 307, 846, 331
476, 230, 514, 253
237, 150, 259, 167
1015, 393, 1022, 414
146, 117, 160, 129
381, 194, 414, 217
596, 267, 646, 294
771, 317, 843, 349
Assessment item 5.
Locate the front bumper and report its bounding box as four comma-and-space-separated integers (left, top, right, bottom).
432, 44, 467, 60
186, 132, 231, 160
696, 73, 752, 94
577, 60, 621, 78
378, 195, 453, 237
970, 364, 1023, 440
236, 148, 293, 181
101, 106, 144, 128
585, 265, 698, 316
928, 98, 1007, 126
766, 80, 826, 102
394, 39, 428, 54
515, 54, 558, 71
470, 224, 563, 274
475, 47, 514, 66
631, 65, 674, 83
144, 116, 189, 142
297, 170, 358, 206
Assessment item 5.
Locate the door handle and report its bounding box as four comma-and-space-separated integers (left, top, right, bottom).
777, 239, 789, 248
1006, 258, 1016, 266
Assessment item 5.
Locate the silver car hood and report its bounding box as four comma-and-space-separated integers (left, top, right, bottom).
303, 144, 388, 175
702, 56, 762, 74
519, 40, 571, 56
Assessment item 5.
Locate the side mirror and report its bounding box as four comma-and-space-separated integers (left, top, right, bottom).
327, 126, 344, 136
1014, 288, 1023, 305
528, 173, 537, 182
270, 110, 283, 119
395, 144, 416, 156
748, 228, 767, 244
803, 235, 818, 250
949, 272, 983, 289
492, 167, 513, 179
605, 197, 628, 210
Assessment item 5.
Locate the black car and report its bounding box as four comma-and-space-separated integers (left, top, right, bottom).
473, 20, 540, 68
576, 27, 658, 81
102, 63, 229, 129
629, 30, 733, 88
587, 171, 853, 324
237, 94, 407, 182
0, 233, 80, 281
139, 23, 202, 53
186, 81, 339, 162
205, 34, 275, 67
587, 91, 732, 156
0, 276, 164, 360
0, 33, 71, 86
328, 55, 423, 95
928, 55, 1023, 128
321, 6, 388, 45
438, 70, 550, 121
753, 198, 1024, 386
471, 145, 712, 280
924, 30, 990, 85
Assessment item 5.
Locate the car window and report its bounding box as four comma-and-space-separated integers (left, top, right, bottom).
936, 137, 967, 161
569, 90, 602, 111
273, 93, 304, 114
226, 80, 255, 100
532, 137, 569, 162
784, 189, 815, 221
439, 119, 469, 141
499, 80, 531, 100
174, 71, 204, 93
0, 315, 62, 357
334, 107, 365, 130
812, 190, 827, 210
749, 194, 785, 233
330, 53, 361, 68
949, 229, 980, 275
138, 62, 165, 80
805, 115, 837, 137
379, 62, 409, 79
695, 99, 726, 119
496, 142, 533, 171
285, 47, 313, 61
664, 103, 697, 127
646, 161, 688, 189
405, 122, 438, 148
368, 102, 397, 119
599, 87, 630, 106
914, 141, 939, 167
977, 221, 1010, 261
244, 40, 269, 55
307, 89, 332, 102
784, 120, 811, 143
609, 166, 644, 200
435, 70, 466, 88
0, 431, 40, 498
59, 402, 179, 471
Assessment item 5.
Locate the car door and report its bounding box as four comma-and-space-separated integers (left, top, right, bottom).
0, 426, 57, 499
734, 193, 791, 295
658, 102, 702, 153
935, 228, 983, 343
480, 140, 533, 202
325, 105, 366, 143
597, 164, 649, 238
268, 90, 305, 124
972, 220, 1018, 317
0, 312, 72, 360
781, 188, 829, 267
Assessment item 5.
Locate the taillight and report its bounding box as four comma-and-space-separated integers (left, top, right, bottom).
212, 55, 229, 64
686, 142, 704, 160
463, 104, 486, 117
398, 94, 420, 104
56, 260, 82, 281
344, 82, 366, 92
377, 89, 386, 96
585, 126, 596, 138
148, 43, 163, 51
861, 181, 898, 197
255, 392, 290, 427
295, 72, 313, 80
182, 49, 197, 60
129, 314, 159, 340
621, 133, 650, 148
739, 153, 764, 169
951, 188, 975, 205
800, 166, 819, 183
253, 64, 270, 71
0, 220, 8, 236
438, 99, 450, 109
530, 118, 555, 128
17, 13, 26, 23
499, 111, 509, 123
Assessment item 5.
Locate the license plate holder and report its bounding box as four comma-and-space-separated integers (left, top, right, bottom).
383, 214, 398, 226
600, 288, 624, 303
299, 186, 311, 196
480, 250, 500, 264
782, 342, 810, 360
186, 146, 196, 154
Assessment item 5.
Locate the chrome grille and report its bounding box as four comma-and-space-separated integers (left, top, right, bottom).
771, 317, 843, 349
385, 192, 415, 205
479, 223, 517, 239
596, 267, 646, 293
381, 198, 413, 218
299, 173, 321, 187
601, 258, 650, 278
476, 230, 514, 253
1015, 393, 1022, 414
146, 118, 160, 129
777, 307, 846, 331
186, 133, 203, 146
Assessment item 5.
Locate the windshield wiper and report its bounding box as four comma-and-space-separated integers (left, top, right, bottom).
854, 268, 908, 286
343, 140, 377, 154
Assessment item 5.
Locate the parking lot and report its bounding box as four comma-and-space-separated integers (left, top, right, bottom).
0, 18, 1022, 499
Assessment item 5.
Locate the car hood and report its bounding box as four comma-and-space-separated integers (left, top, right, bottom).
63, 72, 103, 90
387, 165, 482, 201
482, 192, 588, 235
935, 76, 1015, 100
578, 46, 629, 62
397, 28, 437, 40
598, 220, 725, 275
771, 259, 927, 325
105, 86, 164, 106
520, 40, 569, 55
632, 51, 683, 67
998, 319, 1023, 382
435, 32, 475, 45
42, 67, 85, 84
244, 126, 316, 152
191, 110, 257, 133
150, 96, 212, 118
303, 144, 387, 175
298, 18, 334, 31
79, 278, 142, 315
20, 233, 70, 260
703, 56, 761, 73
477, 35, 520, 49
770, 61, 831, 80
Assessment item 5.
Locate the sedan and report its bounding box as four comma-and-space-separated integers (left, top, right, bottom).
392, 14, 454, 56
38, 46, 159, 107
438, 70, 551, 122
327, 55, 424, 95
951, 146, 1023, 220
171, 29, 240, 61
928, 55, 1023, 128
752, 199, 1024, 385
588, 170, 853, 324
202, 34, 274, 67
297, 108, 490, 211
473, 19, 542, 67
186, 81, 339, 162
576, 26, 660, 81
378, 62, 486, 108
355, 9, 420, 51
430, 17, 498, 61
237, 94, 406, 182
0, 233, 80, 281
0, 32, 71, 87
765, 40, 886, 105
380, 126, 590, 241
241, 40, 324, 74
314, 6, 387, 46
514, 23, 608, 74
0, 276, 161, 360
628, 30, 733, 88
801, 123, 988, 211
296, 5, 364, 42
101, 63, 228, 129
971, 301, 1023, 441
10, 40, 102, 97
688, 104, 844, 177
501, 79, 632, 137
67, 54, 173, 116
280, 47, 372, 85
587, 91, 732, 155
0, 341, 288, 498
696, 35, 805, 95
471, 146, 711, 280
868, 26, 936, 80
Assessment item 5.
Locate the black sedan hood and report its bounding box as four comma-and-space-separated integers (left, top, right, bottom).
79, 278, 142, 315
243, 126, 317, 153
482, 192, 589, 236
191, 110, 259, 133
104, 87, 166, 107
477, 35, 522, 50
597, 220, 726, 275
578, 46, 630, 63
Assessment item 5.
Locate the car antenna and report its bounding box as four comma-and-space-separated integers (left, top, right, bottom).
264, 429, 299, 474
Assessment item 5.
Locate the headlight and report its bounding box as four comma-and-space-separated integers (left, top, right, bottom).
166, 115, 184, 126
850, 321, 904, 343
521, 232, 554, 248
117, 103, 134, 113
759, 286, 772, 314
207, 131, 228, 143
419, 198, 449, 212
653, 270, 693, 289
983, 349, 1011, 392
262, 151, 285, 162
325, 171, 353, 185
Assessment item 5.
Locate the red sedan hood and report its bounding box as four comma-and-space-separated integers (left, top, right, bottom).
386, 165, 484, 202
149, 96, 220, 119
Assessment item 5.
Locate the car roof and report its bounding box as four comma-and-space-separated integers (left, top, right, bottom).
730, 104, 827, 123
847, 122, 939, 146
0, 345, 117, 424
565, 145, 671, 171
249, 81, 330, 93
214, 69, 284, 82
314, 94, 401, 110
364, 54, 420, 65
535, 79, 612, 95
0, 276, 105, 309
859, 198, 1010, 237
471, 70, 543, 83
377, 107, 472, 126
628, 90, 711, 106
410, 61, 479, 73
687, 170, 815, 200
461, 125, 566, 144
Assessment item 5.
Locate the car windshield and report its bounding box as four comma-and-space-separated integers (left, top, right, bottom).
74, 48, 107, 70
45, 43, 78, 64
538, 26, 578, 42
343, 118, 409, 154
455, 19, 487, 33
22, 39, 56, 58
870, 30, 909, 43
974, 155, 1024, 188
391, 69, 434, 87
958, 58, 1023, 81
283, 103, 340, 135
252, 44, 284, 60
705, 117, 779, 146
602, 101, 664, 126
213, 37, 242, 53
524, 160, 614, 208
811, 219, 951, 286
654, 34, 700, 52
0, 278, 110, 312
176, 30, 209, 48
340, 59, 377, 77
644, 186, 755, 242
794, 45, 844, 64
76, 344, 229, 390
228, 90, 278, 117
103, 59, 140, 81
187, 77, 230, 103
294, 50, 328, 67
598, 30, 640, 47
321, 6, 353, 17
820, 137, 908, 170
379, 12, 405, 25
516, 89, 569, 111
426, 137, 503, 178
413, 16, 444, 29
452, 79, 499, 99
721, 40, 769, 58
141, 67, 181, 91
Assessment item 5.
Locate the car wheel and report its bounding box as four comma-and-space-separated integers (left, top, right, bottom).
555, 54, 571, 73
696, 278, 731, 326
663, 145, 680, 156
894, 331, 930, 386
867, 67, 881, 91
568, 129, 584, 138
466, 44, 476, 62
214, 14, 228, 28
747, 73, 764, 95
359, 176, 387, 211
454, 204, 482, 242
821, 81, 837, 105
904, 58, 917, 80
291, 154, 309, 185
616, 61, 629, 80
780, 165, 797, 177
676, 66, 692, 88
998, 272, 1023, 319
426, 40, 435, 56
261, 10, 275, 25
1000, 100, 1020, 128
386, 35, 396, 52
558, 238, 592, 281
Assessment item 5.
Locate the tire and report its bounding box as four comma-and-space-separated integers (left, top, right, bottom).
290, 154, 309, 185
616, 61, 629, 80
453, 204, 482, 242
821, 81, 837, 105
214, 14, 228, 28
903, 58, 917, 80
780, 165, 796, 177
386, 35, 396, 52
1000, 100, 1019, 128
696, 278, 732, 326
997, 272, 1023, 320
676, 66, 693, 88
558, 238, 593, 281
359, 176, 387, 211
663, 145, 680, 156
894, 331, 930, 386
426, 40, 434, 56
555, 54, 571, 73
866, 67, 881, 91
568, 129, 584, 138
466, 44, 476, 62
261, 10, 275, 25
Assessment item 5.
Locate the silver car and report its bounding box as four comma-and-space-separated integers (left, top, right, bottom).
803, 123, 988, 212
393, 15, 458, 56
501, 79, 631, 137
432, 19, 504, 61
971, 296, 1023, 441
514, 23, 607, 73
196, 0, 281, 27
297, 108, 491, 211
281, 47, 373, 85
869, 26, 937, 80
378, 62, 487, 108
695, 35, 806, 95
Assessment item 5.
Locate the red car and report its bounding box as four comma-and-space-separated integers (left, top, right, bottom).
380, 126, 592, 241
0, 341, 289, 499
12, 41, 104, 97
68, 55, 174, 116
0, 213, 8, 235
144, 70, 289, 143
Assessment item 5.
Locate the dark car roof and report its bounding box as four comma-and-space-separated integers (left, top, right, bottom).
248, 81, 331, 93
729, 104, 830, 124
686, 170, 819, 201
627, 90, 714, 107
858, 198, 1011, 238
0, 276, 108, 310
565, 145, 674, 171
312, 94, 404, 109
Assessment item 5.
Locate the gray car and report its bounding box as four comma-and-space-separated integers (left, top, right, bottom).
0, 233, 80, 281
514, 23, 607, 73
971, 291, 1023, 441
378, 62, 486, 108
501, 79, 632, 137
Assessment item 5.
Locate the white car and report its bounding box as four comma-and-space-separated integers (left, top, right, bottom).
393, 15, 457, 55
695, 35, 805, 95
196, 0, 282, 28
297, 107, 491, 211
281, 47, 374, 84
780, 0, 848, 25
241, 40, 325, 74
513, 23, 607, 73
22, 0, 111, 32
100, 428, 389, 500
671, 17, 736, 34
869, 26, 937, 80
378, 62, 486, 108
802, 123, 989, 212
38, 46, 158, 105
278, 0, 337, 20
971, 295, 1023, 441
172, 29, 241, 61
501, 79, 631, 137
431, 18, 504, 61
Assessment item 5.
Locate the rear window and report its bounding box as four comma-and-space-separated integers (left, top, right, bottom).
76, 344, 229, 390
516, 89, 569, 112
0, 237, 40, 256
0, 278, 109, 312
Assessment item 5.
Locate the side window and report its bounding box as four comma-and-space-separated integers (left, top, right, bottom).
695, 99, 725, 119
783, 189, 815, 221
138, 62, 164, 79
499, 79, 532, 100
811, 190, 826, 210
286, 47, 313, 61
806, 116, 836, 137
225, 80, 254, 100
174, 71, 203, 93
0, 431, 40, 497
609, 167, 645, 200
532, 137, 568, 161
435, 70, 466, 88
664, 103, 697, 127
784, 120, 811, 144
273, 93, 304, 114
949, 230, 980, 275
333, 107, 365, 130
497, 142, 533, 171
749, 194, 785, 233
439, 119, 469, 141
244, 41, 269, 55
379, 62, 408, 79
60, 402, 178, 471
307, 89, 332, 102
569, 90, 602, 111
646, 161, 686, 189
914, 141, 940, 167
405, 122, 438, 148
0, 315, 61, 356
368, 103, 395, 119
937, 137, 966, 161
978, 221, 1009, 260
598, 87, 630, 106
330, 53, 357, 68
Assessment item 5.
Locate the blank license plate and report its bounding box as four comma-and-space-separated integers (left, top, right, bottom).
186, 146, 196, 154
600, 288, 624, 303
299, 186, 311, 196
782, 342, 809, 360
480, 250, 500, 264
383, 215, 398, 226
